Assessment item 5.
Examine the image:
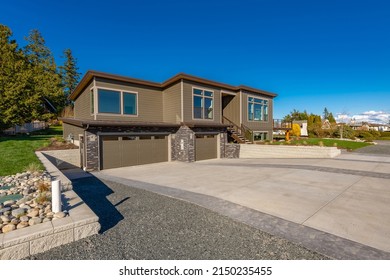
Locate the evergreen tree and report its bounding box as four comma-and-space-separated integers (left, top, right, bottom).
328, 112, 336, 123
24, 29, 64, 118
60, 48, 80, 106
0, 24, 34, 130
323, 107, 330, 120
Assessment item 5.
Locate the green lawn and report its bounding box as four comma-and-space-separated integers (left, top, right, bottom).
270, 138, 372, 150
0, 126, 63, 176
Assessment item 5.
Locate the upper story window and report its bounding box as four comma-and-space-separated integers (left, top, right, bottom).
193, 88, 213, 120
97, 88, 137, 115
248, 96, 268, 121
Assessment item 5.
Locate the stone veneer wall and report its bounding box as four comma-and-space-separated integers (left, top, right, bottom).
172, 126, 195, 162
224, 143, 240, 158
85, 131, 99, 171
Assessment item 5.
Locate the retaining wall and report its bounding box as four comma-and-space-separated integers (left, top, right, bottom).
240, 144, 341, 158
0, 152, 100, 259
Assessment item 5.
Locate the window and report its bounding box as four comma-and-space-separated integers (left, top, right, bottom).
193, 88, 213, 119
98, 89, 120, 114
254, 132, 268, 141
248, 97, 268, 121
91, 89, 94, 114
123, 92, 137, 115
97, 88, 137, 115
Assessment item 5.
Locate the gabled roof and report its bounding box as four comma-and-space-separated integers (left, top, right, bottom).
69, 70, 277, 100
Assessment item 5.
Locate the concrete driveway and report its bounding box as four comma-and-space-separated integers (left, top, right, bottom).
98, 153, 390, 254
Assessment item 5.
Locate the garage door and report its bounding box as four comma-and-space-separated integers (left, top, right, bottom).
195, 134, 218, 161
102, 135, 168, 169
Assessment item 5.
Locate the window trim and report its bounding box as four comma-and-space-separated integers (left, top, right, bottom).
96, 86, 138, 117
253, 131, 269, 141
192, 86, 214, 121
247, 94, 269, 122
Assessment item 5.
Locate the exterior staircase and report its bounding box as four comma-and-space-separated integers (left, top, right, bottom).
227, 127, 252, 144
223, 116, 253, 144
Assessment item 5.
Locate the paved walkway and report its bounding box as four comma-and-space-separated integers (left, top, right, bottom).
99, 153, 390, 257
352, 140, 390, 155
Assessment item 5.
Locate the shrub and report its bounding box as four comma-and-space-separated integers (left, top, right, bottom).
35, 193, 50, 204
26, 162, 42, 173
37, 181, 50, 193
291, 123, 301, 137
381, 131, 390, 137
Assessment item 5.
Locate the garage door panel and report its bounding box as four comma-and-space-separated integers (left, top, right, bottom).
196, 135, 217, 161
121, 140, 138, 167
102, 136, 168, 169
102, 139, 122, 169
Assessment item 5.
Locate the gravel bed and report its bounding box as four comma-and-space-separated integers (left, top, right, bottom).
26, 177, 328, 260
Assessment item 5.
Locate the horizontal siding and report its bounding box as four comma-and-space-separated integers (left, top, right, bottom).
222, 92, 240, 126
242, 91, 274, 132
63, 123, 84, 140
163, 81, 181, 123
95, 78, 163, 122
182, 80, 222, 124
74, 81, 93, 120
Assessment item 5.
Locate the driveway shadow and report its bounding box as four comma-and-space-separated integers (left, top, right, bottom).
70, 175, 124, 233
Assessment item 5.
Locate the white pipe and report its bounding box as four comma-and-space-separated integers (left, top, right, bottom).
51, 180, 62, 213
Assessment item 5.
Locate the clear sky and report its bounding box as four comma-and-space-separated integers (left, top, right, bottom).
2, 0, 390, 122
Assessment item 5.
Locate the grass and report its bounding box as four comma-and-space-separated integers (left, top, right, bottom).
0, 126, 63, 176
269, 138, 372, 150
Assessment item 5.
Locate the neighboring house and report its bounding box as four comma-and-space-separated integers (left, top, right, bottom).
62, 71, 276, 171
293, 120, 308, 137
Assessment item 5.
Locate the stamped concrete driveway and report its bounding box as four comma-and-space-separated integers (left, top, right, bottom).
98, 153, 390, 254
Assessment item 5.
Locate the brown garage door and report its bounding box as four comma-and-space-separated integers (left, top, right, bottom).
102, 135, 168, 169
195, 134, 217, 161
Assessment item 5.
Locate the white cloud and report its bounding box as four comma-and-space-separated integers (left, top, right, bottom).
336, 111, 390, 124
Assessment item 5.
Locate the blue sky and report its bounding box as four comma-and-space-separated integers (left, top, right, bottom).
2, 0, 390, 122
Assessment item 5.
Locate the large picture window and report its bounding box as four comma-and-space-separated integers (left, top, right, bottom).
193, 88, 213, 119
248, 97, 268, 121
97, 88, 137, 115
98, 89, 120, 114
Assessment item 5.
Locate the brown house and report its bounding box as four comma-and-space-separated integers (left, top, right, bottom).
62, 71, 277, 171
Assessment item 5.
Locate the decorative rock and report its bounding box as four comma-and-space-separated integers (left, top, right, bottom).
28, 217, 42, 226
3, 200, 15, 206
20, 215, 29, 222
11, 218, 20, 225
43, 217, 51, 223
1, 215, 10, 223
2, 223, 16, 233
12, 208, 26, 217
53, 212, 66, 219
17, 222, 29, 229
27, 209, 39, 218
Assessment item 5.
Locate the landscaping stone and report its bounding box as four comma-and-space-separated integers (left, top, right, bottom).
12, 208, 26, 217
2, 224, 16, 233
29, 217, 42, 226
20, 216, 29, 223
17, 222, 29, 229
0, 171, 65, 234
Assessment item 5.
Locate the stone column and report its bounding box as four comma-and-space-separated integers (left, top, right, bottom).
172, 126, 195, 162
85, 130, 99, 171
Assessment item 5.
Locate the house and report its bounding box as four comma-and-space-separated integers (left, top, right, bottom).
62, 71, 276, 171
292, 120, 308, 137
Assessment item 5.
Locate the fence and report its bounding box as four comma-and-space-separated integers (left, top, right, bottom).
3, 121, 47, 135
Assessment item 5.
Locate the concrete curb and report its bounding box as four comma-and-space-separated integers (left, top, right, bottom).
35, 152, 73, 191
0, 153, 100, 260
